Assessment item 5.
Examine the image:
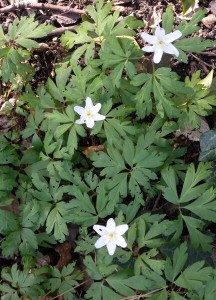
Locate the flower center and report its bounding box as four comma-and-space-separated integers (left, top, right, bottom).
157, 39, 164, 46
107, 232, 115, 240
85, 111, 92, 117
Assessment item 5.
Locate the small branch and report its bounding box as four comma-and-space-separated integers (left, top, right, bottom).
47, 25, 76, 37
122, 287, 168, 300
190, 53, 213, 68
0, 2, 85, 15
201, 51, 216, 57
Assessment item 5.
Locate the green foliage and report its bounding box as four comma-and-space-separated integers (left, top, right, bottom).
0, 14, 53, 83
181, 0, 196, 14
61, 0, 142, 62
161, 163, 215, 251
0, 2, 216, 299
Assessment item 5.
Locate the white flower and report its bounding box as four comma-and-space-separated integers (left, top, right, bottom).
74, 97, 106, 129
93, 218, 129, 256
141, 26, 182, 63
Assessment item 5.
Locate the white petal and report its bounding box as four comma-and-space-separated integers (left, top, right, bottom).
163, 43, 179, 57
155, 26, 165, 38
85, 118, 95, 128
93, 113, 106, 121
116, 235, 127, 248
115, 224, 129, 235
95, 236, 108, 249
142, 45, 155, 53
106, 218, 116, 232
153, 46, 163, 63
141, 32, 157, 44
74, 106, 85, 115
85, 97, 94, 110
163, 30, 182, 43
91, 103, 101, 114
93, 225, 107, 236
106, 241, 116, 255
75, 118, 85, 125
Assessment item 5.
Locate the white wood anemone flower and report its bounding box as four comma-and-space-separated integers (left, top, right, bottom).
93, 218, 129, 256
141, 26, 182, 64
74, 97, 106, 129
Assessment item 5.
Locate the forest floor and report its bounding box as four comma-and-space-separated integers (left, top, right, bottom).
0, 0, 216, 290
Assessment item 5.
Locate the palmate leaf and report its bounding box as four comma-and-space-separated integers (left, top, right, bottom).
46, 105, 86, 157
85, 282, 122, 300
182, 216, 213, 252
104, 118, 137, 149
183, 187, 216, 222
106, 273, 152, 297
7, 14, 53, 48
161, 163, 211, 205
61, 0, 141, 62
176, 71, 216, 129
134, 249, 165, 276
46, 202, 69, 242
1, 263, 45, 299
90, 135, 166, 206
128, 215, 172, 255
0, 210, 18, 234
65, 187, 98, 227
131, 68, 190, 119
177, 9, 207, 37
164, 243, 188, 282
49, 263, 79, 300
99, 36, 142, 87
174, 260, 213, 290
161, 163, 214, 250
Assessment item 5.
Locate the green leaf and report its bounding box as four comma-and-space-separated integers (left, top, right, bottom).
183, 215, 212, 251
135, 249, 165, 276
84, 256, 103, 280
21, 228, 38, 249
0, 210, 18, 233
177, 9, 207, 37
46, 202, 69, 242
162, 5, 174, 33
170, 291, 186, 300
164, 243, 188, 282
150, 289, 168, 300
107, 273, 151, 297
181, 0, 196, 14
161, 167, 179, 205
183, 187, 216, 222
7, 14, 53, 48
175, 37, 215, 53
174, 260, 213, 289
180, 163, 211, 203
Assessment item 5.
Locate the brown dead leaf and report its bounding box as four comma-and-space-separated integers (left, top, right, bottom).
55, 241, 72, 269
209, 0, 216, 15
52, 12, 80, 26
174, 117, 210, 142
202, 14, 216, 28
36, 255, 51, 267
146, 6, 161, 28
1, 195, 20, 215
82, 144, 104, 157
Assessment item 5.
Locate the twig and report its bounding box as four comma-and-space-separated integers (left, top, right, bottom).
190, 53, 213, 68
201, 51, 216, 57
47, 25, 76, 37
0, 2, 85, 15
50, 279, 91, 300
122, 287, 168, 300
